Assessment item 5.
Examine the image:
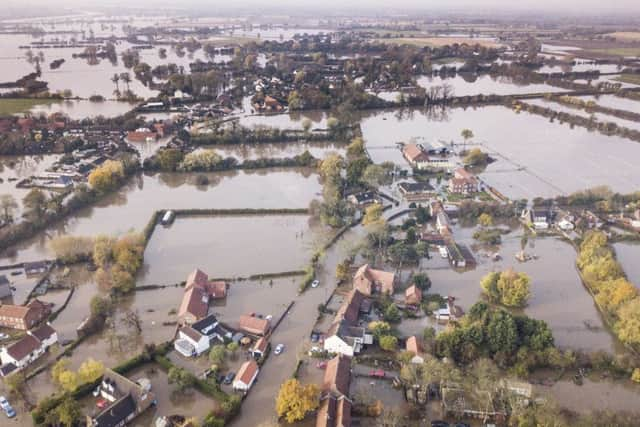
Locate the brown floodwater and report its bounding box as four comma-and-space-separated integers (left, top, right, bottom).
424, 225, 619, 353
0, 169, 321, 264
416, 74, 568, 97
207, 141, 345, 161
359, 106, 640, 200
140, 215, 318, 285
238, 109, 329, 130
613, 242, 640, 289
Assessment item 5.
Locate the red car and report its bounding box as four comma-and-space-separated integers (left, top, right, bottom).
369, 369, 385, 378
96, 398, 108, 409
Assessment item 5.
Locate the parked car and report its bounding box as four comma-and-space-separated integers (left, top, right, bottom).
216, 374, 226, 384
0, 333, 9, 340
223, 372, 235, 385
274, 344, 285, 355
369, 369, 385, 378
92, 386, 101, 397
310, 332, 320, 342
96, 399, 108, 409
431, 421, 449, 427
4, 405, 15, 418
311, 279, 320, 288
0, 396, 10, 411
308, 346, 322, 356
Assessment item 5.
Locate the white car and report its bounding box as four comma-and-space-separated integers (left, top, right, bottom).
274, 344, 285, 355
0, 396, 10, 411
308, 346, 321, 356
311, 279, 320, 288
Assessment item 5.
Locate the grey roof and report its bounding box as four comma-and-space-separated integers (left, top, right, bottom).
93, 394, 137, 427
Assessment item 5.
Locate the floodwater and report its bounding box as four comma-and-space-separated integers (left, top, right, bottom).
613, 242, 640, 289
237, 109, 329, 130
580, 94, 640, 113
536, 378, 640, 414
140, 215, 318, 285
0, 169, 321, 264
0, 154, 60, 217
416, 74, 568, 97
28, 99, 136, 119
359, 106, 640, 200
424, 226, 618, 353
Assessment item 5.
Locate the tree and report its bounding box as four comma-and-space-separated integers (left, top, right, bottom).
88, 160, 125, 193
368, 321, 392, 339
209, 345, 226, 364
632, 368, 640, 383
379, 335, 398, 351
93, 235, 115, 268
49, 235, 94, 263
5, 371, 25, 395
301, 118, 312, 134
464, 148, 489, 166
480, 270, 531, 307
287, 91, 301, 110
615, 298, 640, 347
56, 395, 82, 427
415, 205, 430, 224
461, 128, 474, 150
346, 137, 365, 158
168, 367, 196, 391
363, 204, 384, 226
78, 358, 104, 383
90, 295, 112, 319
335, 260, 351, 282
478, 213, 493, 227
0, 194, 18, 222
23, 188, 47, 219
275, 379, 319, 423
156, 148, 184, 171
384, 303, 401, 323
58, 370, 80, 392
412, 273, 431, 291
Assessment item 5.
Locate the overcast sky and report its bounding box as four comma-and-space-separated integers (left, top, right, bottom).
4, 0, 640, 15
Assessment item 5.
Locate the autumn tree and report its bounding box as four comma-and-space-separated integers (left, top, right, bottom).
275, 379, 319, 423
49, 235, 94, 263
23, 188, 48, 219
480, 269, 531, 307
0, 194, 18, 222
55, 395, 82, 427
478, 213, 493, 227
88, 160, 125, 193
379, 335, 398, 351
363, 203, 384, 226
78, 358, 105, 383
615, 298, 640, 347
463, 148, 489, 166
168, 366, 196, 391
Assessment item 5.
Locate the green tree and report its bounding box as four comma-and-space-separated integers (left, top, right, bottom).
23, 188, 47, 219
481, 270, 531, 307
461, 128, 474, 150
379, 335, 398, 351
384, 303, 401, 323
56, 395, 82, 427
412, 273, 431, 291
156, 148, 184, 172
368, 321, 392, 339
168, 366, 196, 391
463, 148, 489, 166
209, 345, 226, 364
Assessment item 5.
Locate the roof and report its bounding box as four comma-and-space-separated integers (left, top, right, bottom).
178, 286, 209, 321
402, 144, 429, 163
353, 265, 395, 295
334, 290, 365, 325
186, 269, 227, 298
239, 315, 270, 335
316, 395, 352, 427
406, 336, 420, 355
253, 337, 268, 353
323, 354, 351, 397
0, 304, 30, 320
454, 167, 474, 180
186, 269, 209, 289
191, 314, 219, 335
29, 323, 56, 342
93, 394, 137, 427
6, 334, 41, 361
397, 181, 435, 194
235, 359, 259, 386
405, 285, 422, 304
179, 326, 203, 343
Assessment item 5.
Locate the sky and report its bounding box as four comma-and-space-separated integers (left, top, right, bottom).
3, 0, 640, 16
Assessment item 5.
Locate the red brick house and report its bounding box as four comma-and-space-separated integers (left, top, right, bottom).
0, 299, 52, 330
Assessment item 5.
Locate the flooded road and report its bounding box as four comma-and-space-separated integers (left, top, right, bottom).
0, 169, 321, 264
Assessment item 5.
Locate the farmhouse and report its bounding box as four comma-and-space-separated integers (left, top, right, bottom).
239, 314, 271, 336
324, 290, 373, 356
178, 269, 228, 324
448, 168, 480, 195
0, 299, 52, 330
353, 264, 396, 296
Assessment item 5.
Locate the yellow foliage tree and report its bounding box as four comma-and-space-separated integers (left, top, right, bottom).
275, 379, 319, 423
88, 160, 125, 193
480, 269, 530, 307
78, 358, 105, 383
362, 204, 384, 227
615, 298, 640, 347
594, 278, 638, 312
58, 370, 79, 392
632, 368, 640, 383
478, 213, 493, 227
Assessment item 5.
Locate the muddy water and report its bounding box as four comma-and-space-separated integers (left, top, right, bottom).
0, 154, 60, 217
613, 242, 640, 289
581, 94, 640, 113
140, 215, 318, 285
208, 141, 344, 161
28, 99, 136, 119
424, 226, 618, 353
238, 109, 329, 129
536, 378, 640, 413
416, 74, 568, 96
0, 169, 321, 264
359, 106, 640, 200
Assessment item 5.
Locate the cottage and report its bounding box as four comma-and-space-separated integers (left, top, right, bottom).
233, 359, 259, 392
448, 168, 479, 195
317, 354, 352, 427
316, 395, 352, 427
0, 275, 12, 299
126, 128, 158, 143
405, 285, 422, 306
347, 191, 378, 206
402, 143, 430, 169
0, 323, 57, 374
397, 181, 436, 201
89, 369, 156, 427
192, 314, 230, 343
405, 336, 424, 364
353, 264, 396, 296
521, 208, 551, 230
251, 337, 269, 359
0, 299, 52, 330
239, 315, 270, 336
178, 269, 228, 324
446, 243, 475, 268
174, 326, 209, 357
322, 354, 351, 398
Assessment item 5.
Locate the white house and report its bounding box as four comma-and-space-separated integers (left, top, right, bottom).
558, 217, 575, 231
323, 334, 357, 357
323, 321, 373, 357
0, 323, 58, 374
174, 326, 210, 357
233, 360, 259, 392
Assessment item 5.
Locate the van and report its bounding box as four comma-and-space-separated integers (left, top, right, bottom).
161, 210, 175, 226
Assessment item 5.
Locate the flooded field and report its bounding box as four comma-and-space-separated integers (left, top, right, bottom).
237, 109, 329, 130
613, 242, 640, 289
416, 74, 568, 96
0, 169, 321, 264
28, 99, 136, 119
359, 106, 640, 199
209, 141, 344, 161
141, 214, 318, 285
424, 227, 617, 353
580, 94, 640, 112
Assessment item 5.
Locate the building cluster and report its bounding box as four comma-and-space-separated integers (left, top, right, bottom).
316, 354, 353, 427
0, 322, 58, 376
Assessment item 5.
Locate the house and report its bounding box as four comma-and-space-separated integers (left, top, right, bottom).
323, 290, 373, 357
0, 275, 12, 299
402, 143, 430, 169
397, 181, 436, 201
436, 211, 452, 236
446, 243, 475, 268
233, 359, 259, 392
126, 128, 158, 143
434, 297, 464, 322
405, 285, 422, 306
353, 264, 396, 296
405, 336, 424, 364
262, 96, 283, 112
178, 269, 228, 324
174, 326, 210, 357
239, 315, 270, 336
347, 191, 378, 206
558, 217, 575, 231
322, 354, 351, 398
0, 323, 58, 374
251, 337, 269, 359
192, 314, 230, 344
89, 369, 156, 427
316, 394, 352, 427
448, 168, 479, 195
0, 299, 53, 330
419, 231, 446, 246
521, 208, 550, 230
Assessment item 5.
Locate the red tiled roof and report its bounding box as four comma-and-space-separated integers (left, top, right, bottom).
180, 326, 203, 342
29, 323, 56, 342
405, 285, 422, 305
253, 337, 268, 353
402, 144, 429, 163
178, 287, 209, 321
323, 354, 351, 397
6, 335, 41, 361
239, 315, 270, 335
406, 336, 420, 355
316, 396, 352, 427
334, 290, 364, 325
353, 265, 395, 295
235, 359, 259, 386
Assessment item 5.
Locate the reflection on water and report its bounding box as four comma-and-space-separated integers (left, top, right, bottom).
416, 74, 568, 97
613, 242, 640, 289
